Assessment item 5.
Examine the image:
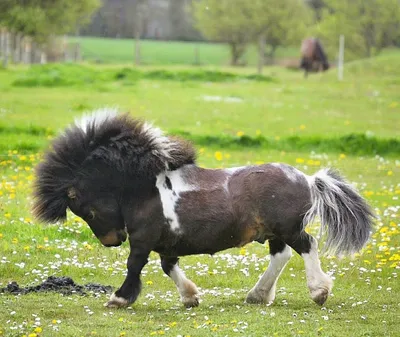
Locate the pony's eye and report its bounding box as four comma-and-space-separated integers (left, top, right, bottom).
88, 209, 95, 220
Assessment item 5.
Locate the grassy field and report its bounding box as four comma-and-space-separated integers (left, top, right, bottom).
68, 37, 299, 66
0, 53, 399, 337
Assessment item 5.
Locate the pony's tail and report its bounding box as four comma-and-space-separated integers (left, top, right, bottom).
304, 168, 375, 256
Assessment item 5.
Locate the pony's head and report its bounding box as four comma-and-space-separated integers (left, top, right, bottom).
32, 108, 196, 246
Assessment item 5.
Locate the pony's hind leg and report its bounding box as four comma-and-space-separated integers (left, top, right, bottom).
160, 255, 200, 308
246, 239, 292, 304
285, 232, 333, 305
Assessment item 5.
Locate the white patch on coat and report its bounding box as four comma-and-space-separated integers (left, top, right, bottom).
271, 163, 304, 182
156, 168, 197, 232
75, 107, 119, 133
222, 166, 245, 192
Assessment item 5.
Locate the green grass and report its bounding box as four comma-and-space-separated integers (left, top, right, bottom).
0, 51, 399, 337
68, 37, 299, 66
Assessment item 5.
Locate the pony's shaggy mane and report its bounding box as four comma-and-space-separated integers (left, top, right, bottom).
32, 109, 196, 223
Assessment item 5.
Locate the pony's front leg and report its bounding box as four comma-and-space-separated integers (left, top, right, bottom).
160, 255, 200, 308
105, 243, 150, 308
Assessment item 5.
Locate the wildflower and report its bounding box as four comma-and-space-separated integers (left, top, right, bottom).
339, 154, 346, 160
146, 280, 153, 285
4, 213, 11, 218
214, 152, 223, 161
256, 130, 261, 136
299, 124, 306, 130
34, 327, 42, 333
236, 131, 245, 137
387, 171, 393, 176
120, 332, 126, 336
12, 238, 18, 244
296, 158, 305, 164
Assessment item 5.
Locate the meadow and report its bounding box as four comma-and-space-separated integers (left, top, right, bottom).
68, 37, 299, 66
0, 51, 399, 337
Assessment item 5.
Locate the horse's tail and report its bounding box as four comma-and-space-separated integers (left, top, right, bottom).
304, 168, 374, 256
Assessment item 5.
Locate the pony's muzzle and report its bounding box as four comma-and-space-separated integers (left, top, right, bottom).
99, 229, 127, 247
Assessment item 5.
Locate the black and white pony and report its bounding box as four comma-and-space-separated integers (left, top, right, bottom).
32, 109, 374, 309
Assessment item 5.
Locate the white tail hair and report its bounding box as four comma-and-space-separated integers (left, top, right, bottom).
304, 168, 374, 255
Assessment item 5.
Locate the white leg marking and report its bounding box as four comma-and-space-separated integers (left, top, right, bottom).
104, 292, 129, 308
170, 265, 199, 308
156, 168, 197, 233
246, 245, 292, 304
302, 238, 333, 305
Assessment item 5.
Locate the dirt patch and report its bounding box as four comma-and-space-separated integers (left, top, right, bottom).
0, 276, 113, 296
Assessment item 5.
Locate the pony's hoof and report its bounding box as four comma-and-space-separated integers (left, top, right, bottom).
311, 288, 329, 306
104, 293, 129, 308
182, 295, 200, 308
246, 289, 274, 304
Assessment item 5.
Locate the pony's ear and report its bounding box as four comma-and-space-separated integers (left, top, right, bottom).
32, 193, 68, 223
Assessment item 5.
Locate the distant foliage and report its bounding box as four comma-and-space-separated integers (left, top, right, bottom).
12, 64, 275, 87
313, 0, 400, 60
0, 0, 100, 43
192, 0, 312, 69
192, 0, 252, 65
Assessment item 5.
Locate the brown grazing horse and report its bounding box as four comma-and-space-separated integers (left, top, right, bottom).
32, 109, 373, 309
300, 38, 330, 77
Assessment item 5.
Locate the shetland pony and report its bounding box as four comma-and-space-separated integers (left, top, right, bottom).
300, 37, 330, 78
32, 109, 374, 309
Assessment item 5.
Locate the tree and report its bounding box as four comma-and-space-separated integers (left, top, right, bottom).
249, 0, 312, 74
192, 0, 252, 65
315, 0, 400, 60
0, 0, 100, 43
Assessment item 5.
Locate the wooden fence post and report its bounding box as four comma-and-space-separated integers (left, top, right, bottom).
338, 35, 345, 81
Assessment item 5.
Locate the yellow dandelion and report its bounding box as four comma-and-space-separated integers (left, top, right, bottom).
387, 170, 393, 176
339, 153, 346, 160
296, 158, 305, 164
236, 131, 245, 137
52, 320, 57, 324
4, 213, 11, 218
214, 151, 223, 161
28, 334, 37, 337
0, 233, 3, 239
299, 124, 306, 130
12, 238, 18, 244
255, 130, 261, 136
34, 327, 42, 333
120, 332, 126, 337
146, 280, 153, 285
24, 246, 30, 251
239, 247, 247, 256
344, 120, 351, 125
